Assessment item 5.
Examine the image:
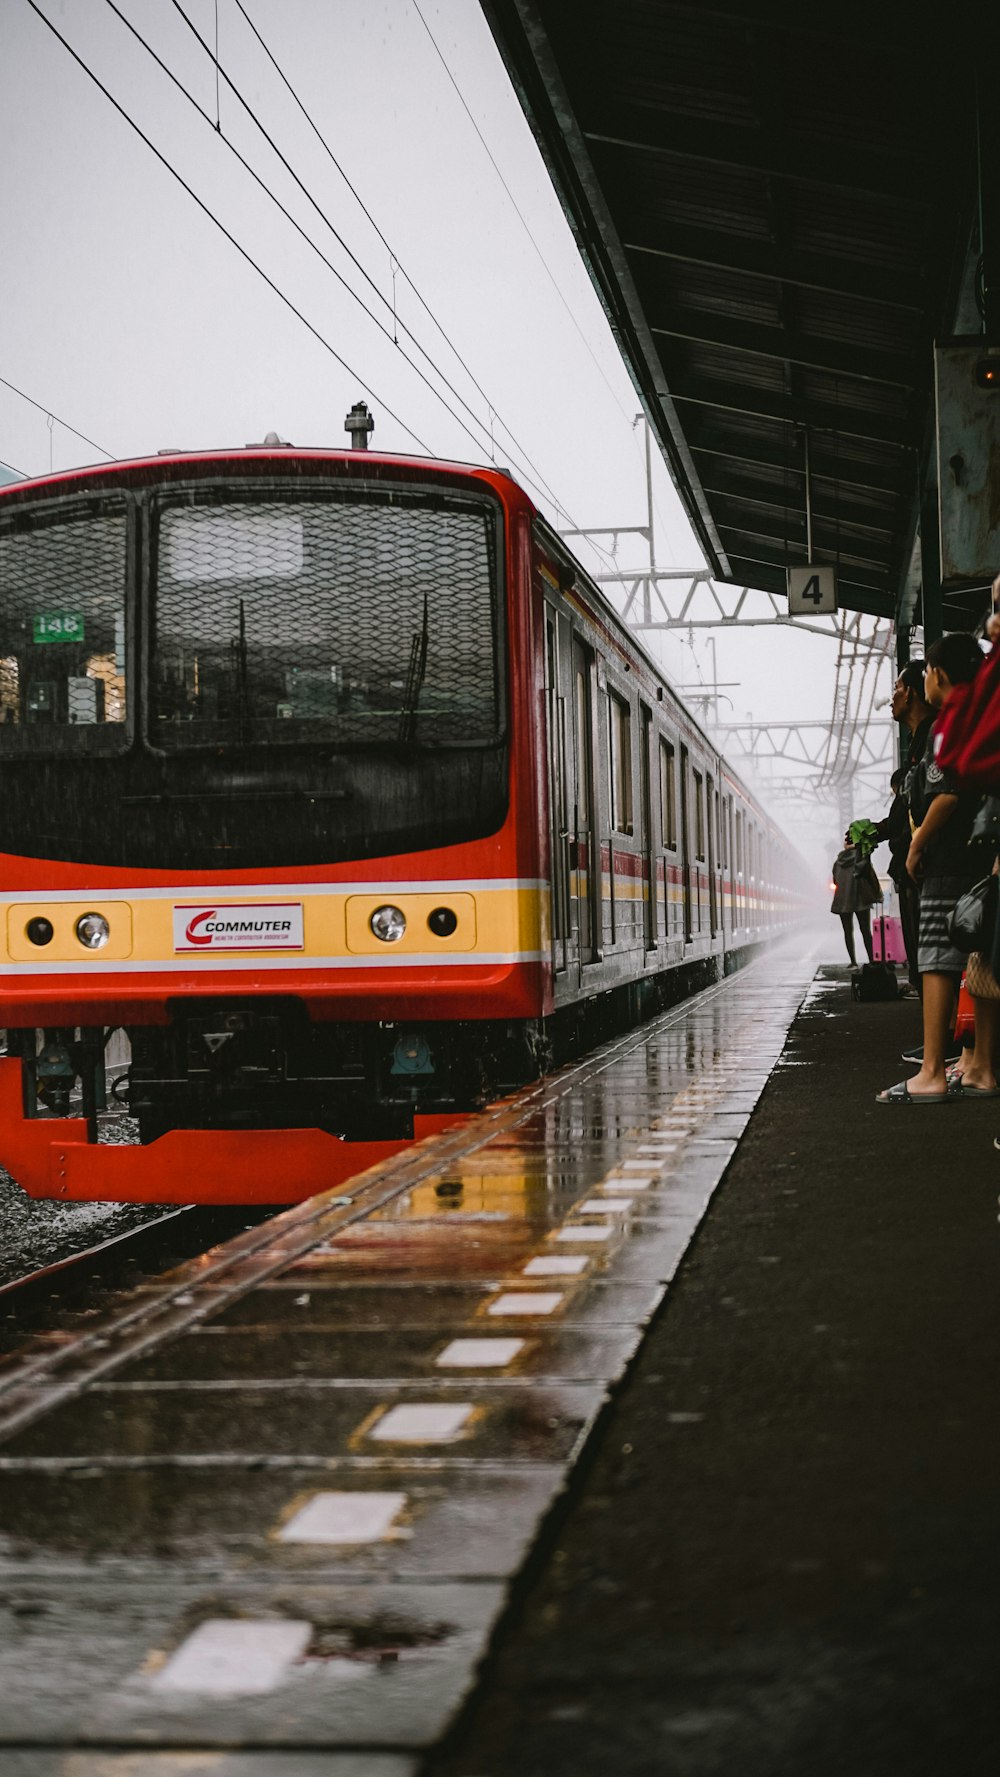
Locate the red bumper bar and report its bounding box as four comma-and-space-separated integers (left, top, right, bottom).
0, 1059, 465, 1204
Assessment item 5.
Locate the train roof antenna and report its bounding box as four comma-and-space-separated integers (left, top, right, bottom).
345, 402, 374, 450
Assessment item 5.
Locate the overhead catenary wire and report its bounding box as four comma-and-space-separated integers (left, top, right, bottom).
230, 0, 579, 520
409, 0, 637, 436
102, 0, 505, 477
164, 0, 591, 535
22, 0, 433, 455
0, 373, 113, 460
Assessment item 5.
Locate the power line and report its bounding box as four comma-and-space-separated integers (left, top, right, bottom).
107, 0, 570, 521
0, 373, 113, 459
230, 0, 575, 517
23, 0, 618, 576
103, 0, 491, 460
23, 0, 432, 454
167, 0, 586, 531
409, 0, 636, 434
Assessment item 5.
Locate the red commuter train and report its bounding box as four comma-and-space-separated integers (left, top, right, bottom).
0, 444, 801, 1202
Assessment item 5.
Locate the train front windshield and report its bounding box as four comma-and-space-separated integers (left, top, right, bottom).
0, 477, 509, 868
151, 489, 502, 749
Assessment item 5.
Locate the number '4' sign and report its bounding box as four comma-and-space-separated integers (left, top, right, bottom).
786, 566, 837, 615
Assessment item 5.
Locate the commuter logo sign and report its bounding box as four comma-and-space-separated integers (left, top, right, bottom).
173, 901, 305, 952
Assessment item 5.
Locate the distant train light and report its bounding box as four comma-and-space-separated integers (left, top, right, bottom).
75, 912, 110, 949
370, 904, 406, 943
975, 355, 1000, 390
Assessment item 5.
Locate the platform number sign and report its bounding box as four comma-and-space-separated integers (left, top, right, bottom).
32, 610, 85, 644
786, 565, 837, 616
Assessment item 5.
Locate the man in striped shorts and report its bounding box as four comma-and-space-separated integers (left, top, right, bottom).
877, 633, 984, 1104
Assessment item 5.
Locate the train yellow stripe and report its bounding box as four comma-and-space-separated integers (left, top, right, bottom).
1, 885, 545, 969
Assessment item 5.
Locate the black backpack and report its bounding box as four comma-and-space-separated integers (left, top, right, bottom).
852, 962, 900, 1002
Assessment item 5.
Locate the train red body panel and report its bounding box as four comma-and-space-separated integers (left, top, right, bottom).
0, 448, 804, 1201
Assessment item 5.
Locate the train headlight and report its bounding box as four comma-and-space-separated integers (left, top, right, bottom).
370, 904, 406, 943
75, 912, 110, 950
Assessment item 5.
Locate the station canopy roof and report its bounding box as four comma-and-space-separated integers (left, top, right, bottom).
481, 2, 980, 623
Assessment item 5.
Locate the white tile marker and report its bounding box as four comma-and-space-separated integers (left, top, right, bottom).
488, 1291, 563, 1316
278, 1491, 407, 1545
371, 1403, 473, 1443
436, 1338, 524, 1367
523, 1255, 588, 1276
150, 1618, 312, 1695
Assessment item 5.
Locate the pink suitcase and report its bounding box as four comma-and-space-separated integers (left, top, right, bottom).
872, 914, 907, 965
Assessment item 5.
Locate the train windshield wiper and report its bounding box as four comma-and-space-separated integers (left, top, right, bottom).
397, 593, 429, 746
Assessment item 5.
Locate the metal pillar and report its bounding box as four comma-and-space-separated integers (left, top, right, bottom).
920, 481, 944, 648
978, 72, 1000, 337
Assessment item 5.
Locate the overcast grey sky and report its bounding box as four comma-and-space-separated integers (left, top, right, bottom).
2, 0, 894, 870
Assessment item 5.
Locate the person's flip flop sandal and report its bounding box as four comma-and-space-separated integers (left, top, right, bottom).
875, 1079, 953, 1105
952, 1082, 1000, 1098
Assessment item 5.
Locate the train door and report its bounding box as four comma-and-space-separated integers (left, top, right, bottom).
692, 767, 706, 935
571, 636, 598, 970
707, 773, 718, 937
607, 686, 633, 950
679, 744, 692, 943
639, 703, 655, 951
544, 614, 570, 976
721, 794, 731, 947
659, 735, 678, 938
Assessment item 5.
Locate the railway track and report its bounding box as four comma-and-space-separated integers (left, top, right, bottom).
0, 945, 819, 1762
0, 1203, 276, 1350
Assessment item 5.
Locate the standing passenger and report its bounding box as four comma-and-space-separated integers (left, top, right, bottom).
891, 661, 934, 993
831, 830, 881, 966
877, 634, 984, 1103
875, 768, 918, 993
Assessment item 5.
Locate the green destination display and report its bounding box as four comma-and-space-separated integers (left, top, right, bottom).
32, 611, 85, 644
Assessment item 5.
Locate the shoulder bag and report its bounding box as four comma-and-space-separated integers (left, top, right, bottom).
948, 874, 999, 955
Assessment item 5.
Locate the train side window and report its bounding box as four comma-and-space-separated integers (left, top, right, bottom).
659, 737, 676, 848
608, 690, 633, 834
693, 769, 706, 860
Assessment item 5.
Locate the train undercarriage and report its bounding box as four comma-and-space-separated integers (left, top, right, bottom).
0, 952, 735, 1204
5, 1000, 550, 1144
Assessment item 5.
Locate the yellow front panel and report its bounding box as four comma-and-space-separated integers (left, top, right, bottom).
7, 901, 134, 961
345, 893, 477, 955
0, 885, 544, 966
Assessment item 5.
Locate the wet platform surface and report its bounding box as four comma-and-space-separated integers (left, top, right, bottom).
424, 963, 1000, 1777
0, 940, 818, 1774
